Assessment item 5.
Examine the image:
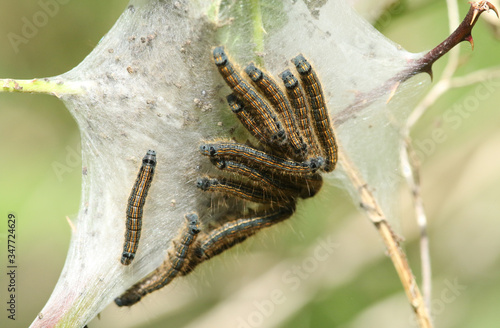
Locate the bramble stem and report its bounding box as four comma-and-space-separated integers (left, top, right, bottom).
408, 0, 499, 79
335, 1, 499, 125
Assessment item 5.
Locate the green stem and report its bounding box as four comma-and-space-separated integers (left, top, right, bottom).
249, 0, 265, 65
0, 78, 83, 97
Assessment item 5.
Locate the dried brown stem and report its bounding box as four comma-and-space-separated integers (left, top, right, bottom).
339, 149, 433, 328
400, 139, 432, 311
402, 1, 462, 310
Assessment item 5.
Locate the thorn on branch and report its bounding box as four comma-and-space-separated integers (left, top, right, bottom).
408, 1, 499, 80
334, 2, 499, 126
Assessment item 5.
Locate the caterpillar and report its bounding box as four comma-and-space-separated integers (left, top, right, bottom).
121, 150, 157, 266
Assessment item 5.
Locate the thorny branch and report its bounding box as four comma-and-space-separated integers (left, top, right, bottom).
410, 0, 499, 79
335, 0, 498, 126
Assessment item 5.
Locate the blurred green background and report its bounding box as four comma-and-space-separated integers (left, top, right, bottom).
1, 1, 500, 327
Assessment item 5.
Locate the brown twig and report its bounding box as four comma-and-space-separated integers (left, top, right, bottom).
339, 149, 433, 328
